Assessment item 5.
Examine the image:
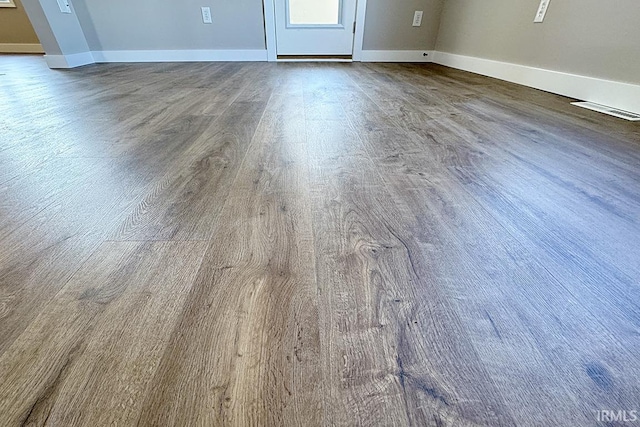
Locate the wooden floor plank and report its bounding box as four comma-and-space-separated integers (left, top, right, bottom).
302, 68, 518, 426
136, 78, 325, 426
0, 241, 207, 426
0, 157, 154, 357
109, 67, 276, 241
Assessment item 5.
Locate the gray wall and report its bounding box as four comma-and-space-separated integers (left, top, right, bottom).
436, 0, 640, 84
67, 0, 445, 52
22, 0, 90, 56
21, 0, 60, 54
73, 0, 266, 51
363, 0, 445, 50
0, 0, 40, 44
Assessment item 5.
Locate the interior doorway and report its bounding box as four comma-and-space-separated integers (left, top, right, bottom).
0, 0, 43, 53
264, 0, 367, 61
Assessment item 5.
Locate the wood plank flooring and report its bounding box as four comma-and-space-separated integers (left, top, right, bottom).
1, 55, 639, 426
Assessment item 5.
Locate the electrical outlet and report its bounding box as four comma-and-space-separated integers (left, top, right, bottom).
413, 11, 424, 27
201, 7, 212, 24
56, 0, 71, 14
534, 0, 550, 23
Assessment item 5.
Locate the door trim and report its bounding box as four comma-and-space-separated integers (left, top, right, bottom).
351, 0, 367, 61
263, 0, 367, 62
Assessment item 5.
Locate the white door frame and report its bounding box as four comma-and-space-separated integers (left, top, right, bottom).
262, 0, 367, 61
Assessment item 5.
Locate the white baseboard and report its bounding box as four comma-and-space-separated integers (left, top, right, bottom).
360, 50, 433, 63
432, 51, 640, 116
276, 58, 353, 63
0, 43, 44, 53
92, 49, 268, 63
44, 51, 95, 69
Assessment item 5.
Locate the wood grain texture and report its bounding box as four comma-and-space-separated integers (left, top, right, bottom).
0, 241, 206, 426
0, 56, 639, 426
137, 76, 324, 426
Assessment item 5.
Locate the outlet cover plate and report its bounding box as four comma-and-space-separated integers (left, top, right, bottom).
201, 7, 212, 24
534, 0, 550, 23
413, 11, 423, 27
56, 0, 71, 14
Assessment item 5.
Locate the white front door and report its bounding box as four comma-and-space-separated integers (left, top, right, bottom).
274, 0, 358, 56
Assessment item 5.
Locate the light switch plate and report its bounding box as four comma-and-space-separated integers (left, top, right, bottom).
413, 11, 424, 27
534, 0, 550, 23
56, 0, 71, 14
